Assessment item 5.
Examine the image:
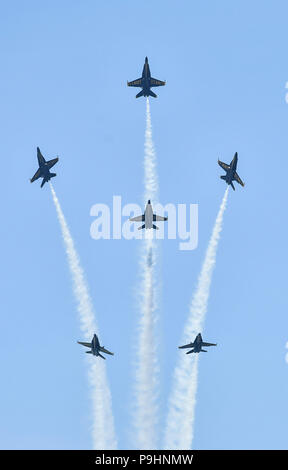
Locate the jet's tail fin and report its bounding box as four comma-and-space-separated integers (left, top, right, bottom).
152, 224, 159, 230
98, 353, 106, 360
85, 351, 92, 354
148, 90, 157, 98
186, 349, 195, 354
40, 179, 47, 188
138, 224, 146, 230
230, 182, 235, 191
200, 349, 207, 352
136, 90, 144, 98
220, 175, 227, 181
50, 173, 57, 178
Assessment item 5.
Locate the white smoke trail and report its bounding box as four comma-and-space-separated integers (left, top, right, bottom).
133, 98, 160, 449
144, 98, 158, 204
163, 187, 229, 450
50, 183, 117, 450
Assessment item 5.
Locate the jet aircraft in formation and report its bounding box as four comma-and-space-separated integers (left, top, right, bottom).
30, 59, 244, 361
127, 57, 166, 98
77, 334, 114, 360
30, 147, 59, 188
179, 333, 217, 354
218, 152, 244, 191
129, 200, 168, 230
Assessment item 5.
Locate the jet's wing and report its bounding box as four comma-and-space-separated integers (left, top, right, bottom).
218, 160, 230, 171
99, 347, 114, 356
202, 342, 217, 347
37, 147, 45, 166
47, 157, 59, 169
153, 214, 168, 221
77, 341, 92, 348
150, 78, 166, 87
233, 172, 245, 187
130, 214, 145, 222
127, 78, 142, 87
179, 342, 194, 349
30, 168, 41, 183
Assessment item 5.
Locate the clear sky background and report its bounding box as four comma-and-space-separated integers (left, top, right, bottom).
0, 0, 287, 449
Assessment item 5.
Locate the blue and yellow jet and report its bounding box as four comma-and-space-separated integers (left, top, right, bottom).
127, 57, 165, 98
30, 147, 59, 188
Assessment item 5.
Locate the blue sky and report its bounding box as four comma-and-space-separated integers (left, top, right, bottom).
0, 0, 288, 449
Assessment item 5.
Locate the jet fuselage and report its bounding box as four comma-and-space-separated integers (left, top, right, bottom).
193, 334, 203, 353
144, 200, 153, 229
224, 154, 238, 184
141, 58, 152, 95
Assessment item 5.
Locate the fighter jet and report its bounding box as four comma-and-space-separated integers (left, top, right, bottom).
77, 334, 114, 360
218, 152, 244, 191
129, 200, 168, 230
179, 333, 217, 354
30, 147, 59, 188
127, 57, 166, 98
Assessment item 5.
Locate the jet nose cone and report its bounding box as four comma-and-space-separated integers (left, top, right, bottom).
145, 56, 148, 62
148, 199, 151, 204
